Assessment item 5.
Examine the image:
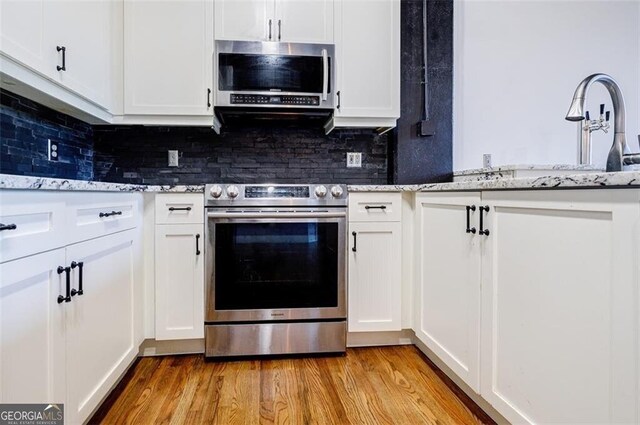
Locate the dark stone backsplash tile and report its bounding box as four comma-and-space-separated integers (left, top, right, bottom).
93, 125, 388, 185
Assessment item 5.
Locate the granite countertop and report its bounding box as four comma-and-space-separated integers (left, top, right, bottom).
0, 174, 205, 193
348, 170, 640, 192
452, 163, 603, 177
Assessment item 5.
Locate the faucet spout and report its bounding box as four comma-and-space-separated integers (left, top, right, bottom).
565, 73, 627, 172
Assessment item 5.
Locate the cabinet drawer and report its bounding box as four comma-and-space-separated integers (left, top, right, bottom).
66, 192, 141, 245
155, 194, 204, 224
0, 190, 67, 263
348, 193, 402, 222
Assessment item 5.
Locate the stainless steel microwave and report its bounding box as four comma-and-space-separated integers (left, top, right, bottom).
213, 40, 335, 110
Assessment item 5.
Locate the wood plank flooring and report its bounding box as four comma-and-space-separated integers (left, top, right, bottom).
91, 345, 494, 425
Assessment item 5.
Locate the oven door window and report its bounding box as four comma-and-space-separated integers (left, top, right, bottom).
215, 222, 338, 310
218, 53, 330, 93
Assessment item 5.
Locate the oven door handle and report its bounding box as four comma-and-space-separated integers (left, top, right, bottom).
321, 48, 328, 102
207, 211, 346, 219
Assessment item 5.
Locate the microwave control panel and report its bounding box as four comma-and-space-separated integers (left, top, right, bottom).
230, 94, 320, 106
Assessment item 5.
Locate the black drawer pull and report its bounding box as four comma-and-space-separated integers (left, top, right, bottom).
56, 46, 66, 71
168, 207, 192, 212
207, 88, 212, 108
364, 205, 387, 210
196, 234, 201, 256
479, 205, 490, 236
70, 261, 84, 296
465, 205, 476, 234
351, 231, 357, 252
0, 223, 17, 231
57, 266, 71, 303
99, 211, 122, 218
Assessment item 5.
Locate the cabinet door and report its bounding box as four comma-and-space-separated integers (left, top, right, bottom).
125, 0, 214, 115
334, 0, 400, 118
414, 192, 481, 392
47, 0, 114, 108
274, 0, 333, 43
0, 0, 50, 75
65, 230, 138, 425
155, 224, 204, 340
214, 0, 273, 41
348, 221, 401, 332
0, 249, 66, 405
481, 190, 640, 424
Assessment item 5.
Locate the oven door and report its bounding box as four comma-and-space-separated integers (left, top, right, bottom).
214, 40, 334, 109
205, 209, 346, 322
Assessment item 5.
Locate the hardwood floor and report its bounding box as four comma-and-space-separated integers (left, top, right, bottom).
91, 345, 494, 425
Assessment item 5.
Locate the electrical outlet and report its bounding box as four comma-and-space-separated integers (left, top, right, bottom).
48, 139, 59, 161
168, 150, 179, 167
347, 152, 362, 168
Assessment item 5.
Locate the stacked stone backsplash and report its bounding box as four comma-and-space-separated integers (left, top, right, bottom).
0, 90, 94, 180
93, 125, 389, 185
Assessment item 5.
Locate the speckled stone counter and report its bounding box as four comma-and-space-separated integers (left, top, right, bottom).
348, 170, 640, 192
0, 174, 204, 193
452, 164, 604, 182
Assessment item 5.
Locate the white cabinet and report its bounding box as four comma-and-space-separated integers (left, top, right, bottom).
479, 190, 640, 424
0, 0, 115, 109
0, 249, 67, 404
154, 194, 205, 341
414, 192, 481, 392
214, 0, 333, 43
330, 0, 400, 130
124, 0, 214, 116
65, 230, 138, 425
348, 193, 402, 332
155, 224, 204, 340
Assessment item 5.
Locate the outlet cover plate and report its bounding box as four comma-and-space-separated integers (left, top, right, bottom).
48, 139, 59, 161
168, 150, 179, 167
347, 152, 362, 168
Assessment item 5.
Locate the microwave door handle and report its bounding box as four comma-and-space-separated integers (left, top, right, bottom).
321, 48, 328, 101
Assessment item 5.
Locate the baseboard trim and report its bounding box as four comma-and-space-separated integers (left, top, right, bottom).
347, 329, 414, 347
139, 338, 205, 356
411, 333, 509, 425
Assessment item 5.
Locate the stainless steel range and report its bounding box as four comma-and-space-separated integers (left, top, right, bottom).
204, 183, 347, 358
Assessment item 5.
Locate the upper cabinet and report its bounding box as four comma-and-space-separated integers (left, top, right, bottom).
214, 0, 333, 43
0, 0, 116, 110
124, 0, 214, 117
329, 0, 400, 131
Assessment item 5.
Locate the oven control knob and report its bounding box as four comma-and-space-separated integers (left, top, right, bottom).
315, 185, 327, 198
330, 185, 344, 198
209, 185, 223, 198
226, 185, 240, 199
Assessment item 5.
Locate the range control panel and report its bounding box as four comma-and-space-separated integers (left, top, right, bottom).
230, 94, 320, 106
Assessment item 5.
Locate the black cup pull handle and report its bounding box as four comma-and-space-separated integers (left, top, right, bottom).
168, 207, 192, 212
351, 231, 357, 252
57, 266, 71, 303
0, 223, 17, 231
56, 46, 66, 71
196, 234, 201, 256
70, 261, 84, 296
364, 205, 387, 210
479, 205, 490, 236
466, 205, 477, 234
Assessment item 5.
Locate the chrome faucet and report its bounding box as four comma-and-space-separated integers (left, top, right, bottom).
565, 73, 638, 172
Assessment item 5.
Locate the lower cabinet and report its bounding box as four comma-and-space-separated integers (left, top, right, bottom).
479, 189, 640, 424
348, 217, 402, 332
155, 224, 204, 340
415, 188, 640, 424
64, 230, 139, 424
414, 192, 482, 392
0, 249, 67, 404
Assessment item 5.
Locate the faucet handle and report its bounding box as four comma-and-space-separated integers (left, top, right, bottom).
600, 103, 605, 116
585, 111, 590, 121
605, 110, 610, 122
